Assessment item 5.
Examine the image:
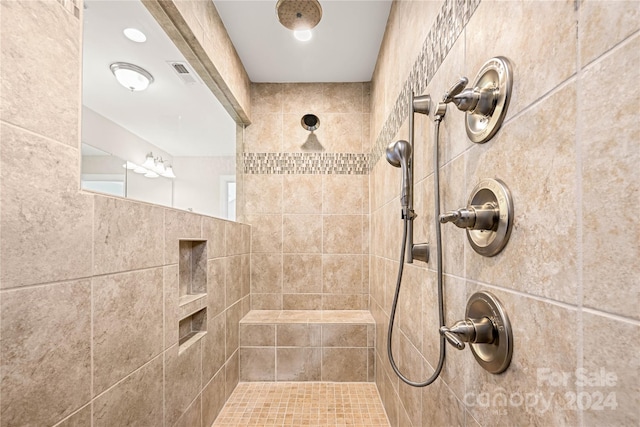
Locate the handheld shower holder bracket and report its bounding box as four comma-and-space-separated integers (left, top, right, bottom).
401, 208, 417, 220
411, 243, 429, 263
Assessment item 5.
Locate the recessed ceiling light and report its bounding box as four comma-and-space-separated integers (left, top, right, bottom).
294, 29, 312, 42
123, 27, 147, 43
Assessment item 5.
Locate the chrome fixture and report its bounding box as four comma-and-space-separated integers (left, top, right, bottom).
385, 140, 412, 211
442, 77, 469, 105
386, 57, 515, 388
440, 291, 513, 374
301, 114, 320, 131
442, 57, 513, 143
406, 92, 432, 264
276, 0, 322, 40
110, 62, 154, 92
412, 93, 431, 115
387, 91, 451, 388
440, 178, 513, 257
385, 92, 432, 264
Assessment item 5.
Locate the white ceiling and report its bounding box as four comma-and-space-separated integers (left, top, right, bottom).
82, 0, 236, 157
82, 0, 391, 158
213, 0, 392, 82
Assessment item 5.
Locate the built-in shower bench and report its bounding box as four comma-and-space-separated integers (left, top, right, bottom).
239, 310, 375, 382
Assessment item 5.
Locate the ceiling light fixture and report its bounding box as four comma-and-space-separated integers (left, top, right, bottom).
142, 152, 156, 169
163, 165, 176, 179
276, 0, 322, 40
110, 62, 154, 91
123, 27, 147, 43
138, 152, 177, 179
133, 165, 148, 174
293, 29, 312, 42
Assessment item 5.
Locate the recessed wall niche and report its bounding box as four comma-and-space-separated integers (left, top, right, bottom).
179, 240, 207, 300
178, 239, 208, 352
179, 308, 207, 351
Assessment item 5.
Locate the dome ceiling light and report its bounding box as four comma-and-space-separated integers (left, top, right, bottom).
110, 62, 154, 91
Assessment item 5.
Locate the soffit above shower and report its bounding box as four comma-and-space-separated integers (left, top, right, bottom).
213, 0, 392, 83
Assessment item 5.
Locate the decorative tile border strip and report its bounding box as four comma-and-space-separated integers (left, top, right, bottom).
369, 0, 481, 170
243, 152, 369, 175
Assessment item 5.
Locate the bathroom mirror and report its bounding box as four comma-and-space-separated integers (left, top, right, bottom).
81, 0, 237, 219
80, 144, 126, 197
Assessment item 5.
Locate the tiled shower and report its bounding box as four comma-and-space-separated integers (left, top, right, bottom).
0, 1, 638, 427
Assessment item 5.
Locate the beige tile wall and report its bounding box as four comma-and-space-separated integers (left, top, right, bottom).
0, 0, 251, 426
3, 0, 638, 426
241, 82, 371, 311
370, 1, 639, 426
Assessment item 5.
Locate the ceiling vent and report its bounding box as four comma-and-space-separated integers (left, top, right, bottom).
167, 61, 199, 85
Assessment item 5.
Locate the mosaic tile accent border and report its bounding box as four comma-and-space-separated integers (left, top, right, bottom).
369, 0, 481, 170
243, 152, 369, 175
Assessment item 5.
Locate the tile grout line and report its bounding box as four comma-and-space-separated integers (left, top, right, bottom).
575, 3, 586, 425
90, 193, 95, 425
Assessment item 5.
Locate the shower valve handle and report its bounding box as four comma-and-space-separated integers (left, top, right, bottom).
452, 85, 499, 116
439, 203, 499, 231
440, 329, 466, 350
439, 317, 495, 350
442, 77, 469, 103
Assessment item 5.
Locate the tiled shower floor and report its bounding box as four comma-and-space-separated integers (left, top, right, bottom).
212, 382, 390, 426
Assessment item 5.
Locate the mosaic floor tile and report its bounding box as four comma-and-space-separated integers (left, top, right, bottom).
212, 382, 390, 427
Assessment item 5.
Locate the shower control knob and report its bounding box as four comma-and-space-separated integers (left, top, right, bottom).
442, 77, 469, 103
452, 88, 480, 112
439, 203, 499, 231
443, 179, 514, 257
452, 85, 499, 117
440, 329, 466, 350
439, 317, 495, 350
444, 291, 513, 374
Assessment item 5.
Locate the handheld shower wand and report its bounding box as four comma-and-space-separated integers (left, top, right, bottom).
385, 90, 449, 388
385, 140, 412, 213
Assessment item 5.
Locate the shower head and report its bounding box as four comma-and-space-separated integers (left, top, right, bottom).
385, 140, 411, 168
386, 140, 412, 209
276, 0, 322, 31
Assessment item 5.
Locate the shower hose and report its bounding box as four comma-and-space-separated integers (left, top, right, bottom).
387, 118, 446, 387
